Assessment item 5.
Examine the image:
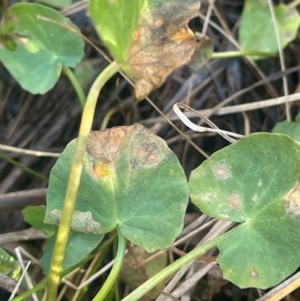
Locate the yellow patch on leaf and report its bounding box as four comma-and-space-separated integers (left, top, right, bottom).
93, 160, 110, 178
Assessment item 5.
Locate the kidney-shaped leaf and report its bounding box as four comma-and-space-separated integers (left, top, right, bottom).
89, 0, 202, 100
239, 0, 300, 57
189, 133, 300, 289
0, 3, 84, 94
45, 124, 189, 252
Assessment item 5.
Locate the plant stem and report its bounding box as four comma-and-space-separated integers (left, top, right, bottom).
121, 233, 226, 301
92, 229, 126, 301
46, 61, 121, 301
63, 65, 86, 109
211, 50, 276, 59
100, 107, 120, 129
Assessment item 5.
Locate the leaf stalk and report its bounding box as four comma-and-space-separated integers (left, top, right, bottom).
92, 229, 126, 301
211, 50, 276, 59
63, 65, 86, 109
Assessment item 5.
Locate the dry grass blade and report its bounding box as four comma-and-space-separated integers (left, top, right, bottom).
256, 271, 300, 301
0, 144, 60, 157
0, 189, 46, 213
0, 274, 21, 294
142, 92, 300, 126
62, 0, 88, 16
8, 261, 31, 300
0, 228, 47, 244
173, 103, 243, 143
267, 0, 290, 120
156, 220, 233, 301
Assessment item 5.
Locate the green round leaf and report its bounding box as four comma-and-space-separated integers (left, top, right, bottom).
239, 0, 300, 58
0, 3, 84, 94
45, 124, 189, 252
189, 133, 300, 288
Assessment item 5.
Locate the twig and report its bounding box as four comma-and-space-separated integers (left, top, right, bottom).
267, 0, 290, 120
173, 103, 243, 143
0, 144, 60, 157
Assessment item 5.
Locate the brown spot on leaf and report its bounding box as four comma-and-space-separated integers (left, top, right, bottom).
128, 125, 168, 168
137, 148, 146, 158
211, 159, 231, 180
154, 18, 164, 28
87, 126, 132, 161
146, 150, 159, 164
285, 182, 300, 220
134, 142, 160, 167
126, 0, 200, 100
227, 193, 241, 210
